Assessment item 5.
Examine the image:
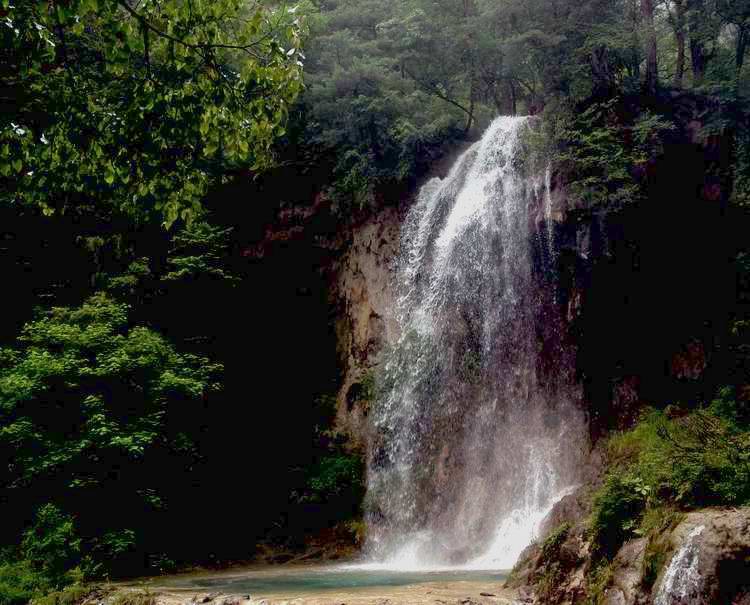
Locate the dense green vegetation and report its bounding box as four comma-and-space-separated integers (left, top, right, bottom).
2, 0, 303, 225
1, 0, 311, 595
297, 0, 750, 208
1, 0, 750, 601
0, 293, 221, 573
577, 390, 750, 603
590, 391, 750, 558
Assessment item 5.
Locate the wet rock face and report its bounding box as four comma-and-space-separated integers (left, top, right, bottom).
510, 508, 750, 605
605, 538, 647, 605
653, 509, 750, 605
505, 528, 589, 605
332, 207, 401, 445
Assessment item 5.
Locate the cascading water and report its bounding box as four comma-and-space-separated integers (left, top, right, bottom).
362, 116, 586, 571
654, 525, 706, 605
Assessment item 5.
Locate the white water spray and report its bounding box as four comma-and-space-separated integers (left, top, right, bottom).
361, 117, 586, 571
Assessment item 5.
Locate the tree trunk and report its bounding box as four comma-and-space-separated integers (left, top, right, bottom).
737, 26, 748, 93
464, 93, 475, 135
642, 0, 659, 94
508, 80, 517, 116
674, 30, 686, 87
672, 0, 687, 88
690, 38, 707, 86
687, 0, 710, 87
591, 45, 615, 96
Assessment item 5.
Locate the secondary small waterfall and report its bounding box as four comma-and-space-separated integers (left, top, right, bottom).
363, 116, 586, 570
654, 525, 706, 605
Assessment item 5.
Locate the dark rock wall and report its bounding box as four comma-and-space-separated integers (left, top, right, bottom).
539, 101, 742, 439
509, 95, 749, 604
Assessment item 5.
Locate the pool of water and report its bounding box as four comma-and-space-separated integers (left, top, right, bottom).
146, 565, 507, 596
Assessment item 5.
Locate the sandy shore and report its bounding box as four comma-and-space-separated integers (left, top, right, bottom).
115, 566, 518, 605
131, 582, 517, 605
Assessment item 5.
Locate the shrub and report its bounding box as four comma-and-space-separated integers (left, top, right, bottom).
21, 506, 81, 587
306, 454, 365, 505
0, 506, 88, 605
32, 584, 97, 605
662, 406, 750, 506
558, 99, 676, 209
540, 523, 571, 564
0, 293, 222, 577
590, 473, 649, 558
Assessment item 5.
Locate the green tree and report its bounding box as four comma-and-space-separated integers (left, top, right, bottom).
301, 0, 466, 208
0, 293, 222, 574
1, 0, 304, 226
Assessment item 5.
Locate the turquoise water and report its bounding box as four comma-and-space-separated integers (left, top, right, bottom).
152, 566, 507, 595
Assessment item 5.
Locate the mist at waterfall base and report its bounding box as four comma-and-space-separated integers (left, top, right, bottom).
356, 117, 587, 572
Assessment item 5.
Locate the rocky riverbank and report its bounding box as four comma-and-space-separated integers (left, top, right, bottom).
509, 503, 749, 604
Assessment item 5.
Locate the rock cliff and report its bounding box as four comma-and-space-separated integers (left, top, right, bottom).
506, 93, 748, 604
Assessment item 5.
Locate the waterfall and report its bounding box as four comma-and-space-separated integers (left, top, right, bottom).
362, 116, 586, 571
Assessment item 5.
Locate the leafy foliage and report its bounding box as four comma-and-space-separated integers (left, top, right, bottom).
0, 293, 222, 575
163, 222, 240, 285
301, 0, 467, 209
540, 523, 572, 564
0, 560, 54, 605
1, 0, 304, 226
590, 472, 651, 558
304, 454, 364, 505
557, 99, 676, 208
300, 0, 750, 209
21, 506, 81, 587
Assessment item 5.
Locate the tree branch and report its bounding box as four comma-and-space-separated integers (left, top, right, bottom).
116, 0, 272, 61
403, 65, 473, 118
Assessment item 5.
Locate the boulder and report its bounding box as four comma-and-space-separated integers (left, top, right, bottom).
604, 538, 647, 605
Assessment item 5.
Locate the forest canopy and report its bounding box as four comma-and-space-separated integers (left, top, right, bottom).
295, 0, 750, 208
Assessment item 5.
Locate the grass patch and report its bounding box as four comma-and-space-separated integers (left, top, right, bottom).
585, 561, 614, 605
32, 584, 98, 605
109, 590, 156, 605
641, 538, 669, 591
